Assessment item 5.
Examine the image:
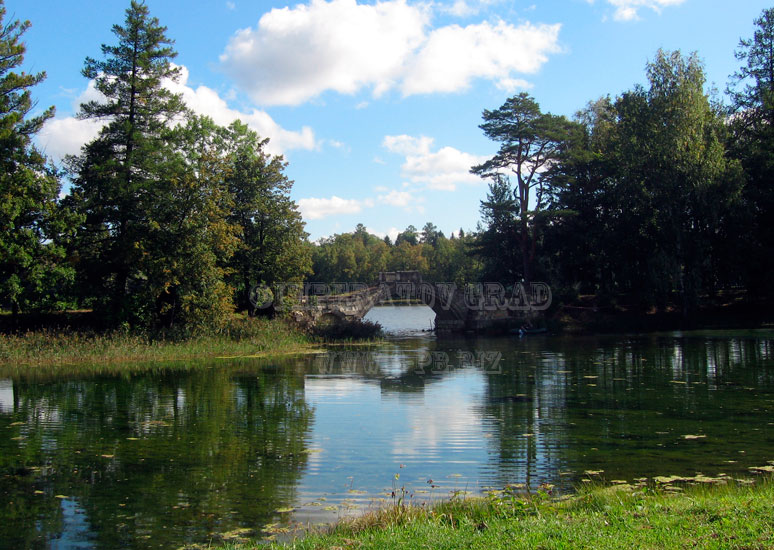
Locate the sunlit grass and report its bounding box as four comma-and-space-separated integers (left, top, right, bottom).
217, 477, 774, 549
0, 316, 316, 377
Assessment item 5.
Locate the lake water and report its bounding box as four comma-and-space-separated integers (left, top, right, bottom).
1, 306, 773, 548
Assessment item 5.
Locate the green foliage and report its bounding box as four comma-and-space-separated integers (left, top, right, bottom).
0, 1, 76, 315
66, 0, 187, 326
474, 175, 522, 282
222, 121, 311, 311
309, 224, 480, 284
221, 479, 774, 550
142, 115, 240, 334
727, 8, 774, 295
542, 51, 743, 312
395, 224, 419, 246
311, 317, 383, 341
0, 315, 312, 372
65, 3, 311, 333
472, 93, 574, 285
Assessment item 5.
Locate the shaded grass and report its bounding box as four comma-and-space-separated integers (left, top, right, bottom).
0, 316, 316, 376
219, 478, 774, 549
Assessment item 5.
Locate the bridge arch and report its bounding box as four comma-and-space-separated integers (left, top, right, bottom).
289, 271, 545, 333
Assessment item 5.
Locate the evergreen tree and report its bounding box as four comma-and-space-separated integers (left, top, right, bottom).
66, 0, 187, 325
472, 93, 572, 286
0, 1, 75, 315
728, 8, 774, 295
474, 175, 521, 282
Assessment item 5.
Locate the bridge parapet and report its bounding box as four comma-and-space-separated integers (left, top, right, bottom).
288, 274, 548, 334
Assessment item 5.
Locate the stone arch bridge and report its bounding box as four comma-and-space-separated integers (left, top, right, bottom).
287, 271, 551, 333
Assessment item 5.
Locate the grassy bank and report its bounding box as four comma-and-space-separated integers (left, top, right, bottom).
0, 315, 316, 373
219, 476, 774, 549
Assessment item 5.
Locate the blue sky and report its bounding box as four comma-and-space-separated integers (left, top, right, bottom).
9, 0, 770, 241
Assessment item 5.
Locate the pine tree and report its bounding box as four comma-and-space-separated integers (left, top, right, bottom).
472, 93, 572, 286
0, 1, 74, 315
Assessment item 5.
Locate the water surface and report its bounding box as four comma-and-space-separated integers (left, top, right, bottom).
1, 307, 772, 548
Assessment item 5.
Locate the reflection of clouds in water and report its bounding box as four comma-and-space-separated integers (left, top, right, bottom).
0, 379, 12, 413
372, 349, 431, 378
310, 347, 431, 379
304, 376, 377, 400
390, 372, 485, 461
298, 368, 491, 504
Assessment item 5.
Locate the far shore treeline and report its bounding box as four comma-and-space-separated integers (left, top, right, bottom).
3, 0, 774, 335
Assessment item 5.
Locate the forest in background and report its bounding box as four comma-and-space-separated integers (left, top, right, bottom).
3, 0, 774, 335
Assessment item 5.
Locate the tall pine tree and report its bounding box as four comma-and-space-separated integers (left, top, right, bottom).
66, 0, 186, 325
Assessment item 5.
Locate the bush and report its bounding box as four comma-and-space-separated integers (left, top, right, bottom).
312, 318, 383, 340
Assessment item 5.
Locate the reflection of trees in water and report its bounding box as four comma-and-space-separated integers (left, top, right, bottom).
478, 334, 774, 488
309, 340, 507, 394
0, 363, 313, 549
478, 339, 570, 489
309, 345, 439, 394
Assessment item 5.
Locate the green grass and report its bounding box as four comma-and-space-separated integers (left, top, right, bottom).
219, 478, 774, 550
0, 316, 316, 376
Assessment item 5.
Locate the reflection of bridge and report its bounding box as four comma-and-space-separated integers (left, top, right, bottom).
290, 271, 549, 333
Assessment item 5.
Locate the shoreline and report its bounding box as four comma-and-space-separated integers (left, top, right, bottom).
215, 474, 774, 549
550, 293, 774, 335
2, 298, 773, 372
0, 316, 317, 375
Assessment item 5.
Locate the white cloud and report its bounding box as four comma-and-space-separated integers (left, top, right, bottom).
383, 134, 434, 156
379, 190, 412, 206
327, 139, 349, 152
602, 0, 685, 21
496, 77, 532, 93
220, 0, 428, 105
383, 134, 487, 191
401, 20, 561, 96
219, 0, 561, 105
37, 65, 317, 162
164, 66, 317, 155
37, 81, 106, 160
377, 189, 425, 213
298, 196, 374, 220
38, 117, 103, 161
366, 226, 401, 241
443, 0, 477, 17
